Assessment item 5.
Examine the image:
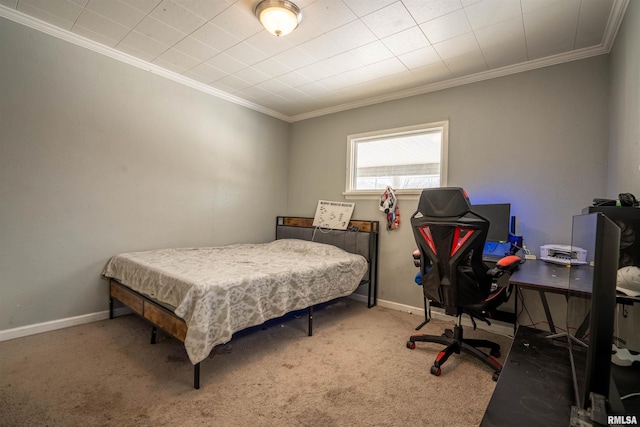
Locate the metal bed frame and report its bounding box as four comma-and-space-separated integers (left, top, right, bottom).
108, 216, 379, 389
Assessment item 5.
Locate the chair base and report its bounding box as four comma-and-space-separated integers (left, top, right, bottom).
406, 323, 502, 381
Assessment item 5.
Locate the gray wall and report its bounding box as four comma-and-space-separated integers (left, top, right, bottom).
609, 0, 640, 197
1, 7, 629, 332
0, 18, 290, 330
289, 57, 610, 309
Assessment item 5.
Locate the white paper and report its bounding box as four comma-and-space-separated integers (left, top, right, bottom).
312, 200, 355, 230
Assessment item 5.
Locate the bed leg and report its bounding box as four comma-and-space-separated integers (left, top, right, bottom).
150, 326, 157, 344
109, 296, 114, 319
194, 363, 200, 389
308, 306, 313, 336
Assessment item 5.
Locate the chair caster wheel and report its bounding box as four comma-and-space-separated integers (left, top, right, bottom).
407, 341, 416, 349
430, 365, 441, 376
490, 349, 501, 358
492, 372, 500, 382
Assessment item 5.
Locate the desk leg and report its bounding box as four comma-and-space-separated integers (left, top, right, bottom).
539, 290, 556, 334
513, 286, 519, 335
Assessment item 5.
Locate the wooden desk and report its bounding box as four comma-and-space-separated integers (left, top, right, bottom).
480, 326, 578, 427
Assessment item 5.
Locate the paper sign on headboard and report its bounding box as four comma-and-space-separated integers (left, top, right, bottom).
313, 200, 355, 230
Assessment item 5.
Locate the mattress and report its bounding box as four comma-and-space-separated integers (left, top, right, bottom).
102, 239, 368, 364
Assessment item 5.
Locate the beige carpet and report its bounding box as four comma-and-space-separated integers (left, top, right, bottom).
0, 300, 512, 427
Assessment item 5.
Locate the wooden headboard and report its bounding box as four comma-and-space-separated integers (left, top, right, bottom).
275, 216, 379, 308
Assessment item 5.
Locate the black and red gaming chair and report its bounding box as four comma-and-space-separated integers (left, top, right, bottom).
407, 187, 521, 380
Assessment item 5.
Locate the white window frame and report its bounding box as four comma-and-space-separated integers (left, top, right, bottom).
344, 121, 449, 199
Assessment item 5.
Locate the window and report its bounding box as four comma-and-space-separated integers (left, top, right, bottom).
345, 121, 448, 197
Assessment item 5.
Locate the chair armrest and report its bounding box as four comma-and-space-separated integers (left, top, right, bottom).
487, 255, 522, 278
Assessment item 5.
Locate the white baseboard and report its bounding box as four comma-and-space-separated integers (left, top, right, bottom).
2, 295, 513, 343
0, 307, 132, 342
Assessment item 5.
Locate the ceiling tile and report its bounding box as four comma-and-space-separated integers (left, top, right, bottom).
398, 45, 441, 69
382, 26, 431, 56
337, 66, 378, 86
299, 34, 346, 61
272, 47, 317, 70
233, 67, 271, 86
224, 42, 269, 66
116, 36, 163, 62
117, 30, 169, 59
208, 3, 262, 41
72, 8, 131, 46
474, 15, 525, 48
384, 69, 422, 91
403, 0, 463, 24
205, 52, 247, 74
244, 31, 294, 57
443, 49, 488, 76
464, 0, 522, 30
410, 60, 452, 84
317, 51, 363, 75
474, 16, 527, 68
327, 19, 378, 51
361, 2, 417, 39
432, 31, 480, 59
297, 61, 336, 82
149, 0, 205, 34
17, 0, 84, 29
278, 18, 324, 45
120, 0, 161, 15
303, 0, 357, 32
214, 74, 253, 92
524, 0, 581, 59
251, 57, 293, 78
341, 0, 397, 18
171, 0, 233, 21
154, 47, 201, 71
521, 0, 567, 15
173, 36, 219, 62
236, 85, 274, 101
72, 26, 120, 47
575, 0, 614, 48
349, 41, 395, 66
315, 73, 352, 92
84, 0, 146, 29
255, 77, 295, 93
185, 62, 227, 84
481, 41, 528, 69
420, 8, 472, 44
135, 15, 186, 46
277, 70, 315, 88
190, 22, 240, 52
365, 57, 408, 79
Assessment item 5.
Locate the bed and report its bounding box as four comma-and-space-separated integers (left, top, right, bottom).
103, 216, 379, 389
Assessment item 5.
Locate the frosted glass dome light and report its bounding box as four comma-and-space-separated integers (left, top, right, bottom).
255, 0, 302, 37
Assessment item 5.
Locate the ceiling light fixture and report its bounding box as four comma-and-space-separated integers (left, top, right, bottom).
254, 0, 302, 37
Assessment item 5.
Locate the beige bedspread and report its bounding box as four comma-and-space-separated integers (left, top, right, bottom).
102, 239, 367, 364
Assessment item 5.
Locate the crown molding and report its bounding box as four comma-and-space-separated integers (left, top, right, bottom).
0, 5, 291, 122
1, 0, 629, 124
602, 0, 629, 51
289, 44, 610, 122
288, 0, 630, 122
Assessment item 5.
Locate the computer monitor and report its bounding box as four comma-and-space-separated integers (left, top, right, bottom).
471, 203, 511, 242
566, 212, 620, 411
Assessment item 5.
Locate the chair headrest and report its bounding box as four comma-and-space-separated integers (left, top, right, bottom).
415, 187, 472, 218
